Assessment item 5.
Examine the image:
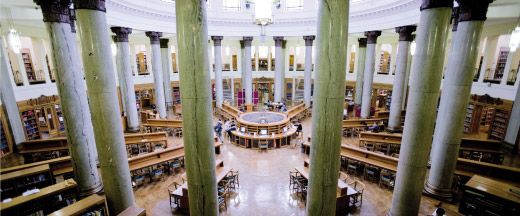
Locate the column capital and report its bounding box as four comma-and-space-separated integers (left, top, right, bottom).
145, 31, 163, 44
364, 31, 381, 44
240, 40, 245, 48
110, 27, 132, 42
73, 0, 106, 12
243, 37, 253, 46
282, 40, 287, 49
451, 7, 460, 31
160, 39, 169, 48
420, 0, 453, 11
273, 36, 284, 46
395, 26, 417, 41
211, 36, 223, 46
358, 38, 367, 47
303, 35, 315, 46
456, 0, 493, 22
34, 0, 71, 24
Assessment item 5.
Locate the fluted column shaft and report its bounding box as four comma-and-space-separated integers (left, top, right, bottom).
303, 36, 315, 107
146, 31, 167, 118
212, 36, 224, 108
274, 36, 284, 102
175, 0, 218, 214
111, 27, 139, 132
388, 1, 453, 215
354, 38, 367, 106
160, 39, 173, 106
35, 0, 103, 197
73, 0, 135, 214
388, 26, 416, 132
360, 31, 381, 118
426, 1, 492, 201
307, 0, 349, 214
243, 37, 253, 104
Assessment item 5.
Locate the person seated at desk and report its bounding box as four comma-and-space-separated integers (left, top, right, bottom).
368, 122, 379, 132
360, 121, 368, 130
343, 108, 348, 120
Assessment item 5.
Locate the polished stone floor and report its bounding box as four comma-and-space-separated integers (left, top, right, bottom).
133, 115, 462, 215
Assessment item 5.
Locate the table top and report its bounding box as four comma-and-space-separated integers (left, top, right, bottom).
465, 175, 520, 204
341, 146, 398, 172
171, 166, 233, 197
48, 194, 105, 216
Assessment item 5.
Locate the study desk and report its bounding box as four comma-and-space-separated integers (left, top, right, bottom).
170, 164, 233, 213
340, 145, 398, 172
343, 119, 382, 128
143, 119, 183, 128
294, 166, 357, 214
230, 128, 297, 149
459, 175, 520, 215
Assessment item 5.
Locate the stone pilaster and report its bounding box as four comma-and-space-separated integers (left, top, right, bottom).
273, 36, 284, 102
354, 38, 367, 106
73, 0, 135, 214
360, 31, 381, 118
303, 35, 315, 107
160, 38, 173, 106
35, 0, 103, 197
387, 26, 416, 132
388, 0, 453, 215
211, 36, 224, 108
425, 0, 492, 202
243, 36, 253, 104
175, 0, 218, 214
111, 27, 139, 132
146, 31, 167, 118
306, 0, 349, 214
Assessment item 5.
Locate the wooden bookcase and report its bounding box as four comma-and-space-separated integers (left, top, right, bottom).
48, 194, 107, 216
1, 108, 14, 158
136, 52, 149, 75
0, 179, 78, 216
494, 47, 509, 80
464, 103, 483, 134
173, 87, 181, 104
488, 108, 510, 141
18, 95, 64, 140
0, 164, 53, 199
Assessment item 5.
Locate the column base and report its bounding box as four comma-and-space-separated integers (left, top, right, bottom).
423, 181, 454, 203
126, 126, 140, 133
79, 181, 104, 198
385, 126, 402, 133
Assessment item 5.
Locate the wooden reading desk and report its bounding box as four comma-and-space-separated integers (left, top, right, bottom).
343, 119, 382, 128
230, 128, 297, 149
143, 119, 183, 129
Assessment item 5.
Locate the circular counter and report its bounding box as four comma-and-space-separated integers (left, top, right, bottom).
236, 112, 290, 135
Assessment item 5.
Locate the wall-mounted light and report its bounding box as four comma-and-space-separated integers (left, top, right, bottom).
8, 28, 21, 54
410, 41, 416, 56
510, 26, 520, 52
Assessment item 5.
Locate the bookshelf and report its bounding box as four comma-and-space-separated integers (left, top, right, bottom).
21, 109, 41, 140
386, 91, 392, 111
494, 48, 509, 80
136, 52, 149, 75
480, 107, 488, 126
488, 108, 509, 141
0, 179, 78, 216
0, 164, 53, 200
1, 109, 13, 158
463, 103, 483, 134
378, 51, 391, 74
485, 107, 495, 125
54, 104, 65, 134
48, 194, 107, 216
135, 91, 141, 112
173, 87, 181, 104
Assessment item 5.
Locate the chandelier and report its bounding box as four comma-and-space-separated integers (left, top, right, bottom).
252, 0, 275, 43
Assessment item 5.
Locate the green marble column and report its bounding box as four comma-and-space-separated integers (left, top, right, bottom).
354, 38, 367, 106
175, 0, 218, 215
73, 0, 134, 214
388, 0, 453, 215
307, 0, 349, 215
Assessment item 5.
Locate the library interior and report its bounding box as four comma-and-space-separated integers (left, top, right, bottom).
2, 0, 520, 215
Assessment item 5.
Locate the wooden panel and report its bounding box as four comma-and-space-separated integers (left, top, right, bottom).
48, 194, 105, 216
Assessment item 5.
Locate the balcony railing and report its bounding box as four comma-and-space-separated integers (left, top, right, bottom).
12, 70, 23, 86
482, 68, 501, 84
506, 69, 518, 86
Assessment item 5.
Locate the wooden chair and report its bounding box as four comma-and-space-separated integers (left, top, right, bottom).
379, 170, 394, 189
181, 172, 188, 183
168, 181, 182, 210
133, 174, 145, 188
218, 190, 228, 210
175, 128, 183, 137
364, 165, 379, 182
289, 171, 303, 191
296, 178, 308, 201
349, 180, 365, 206
152, 167, 164, 182
364, 142, 375, 152
339, 171, 350, 183
377, 143, 389, 154
259, 141, 268, 153
347, 159, 360, 176
170, 160, 182, 174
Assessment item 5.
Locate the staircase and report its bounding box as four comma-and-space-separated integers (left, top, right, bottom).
293, 76, 304, 103
222, 77, 233, 104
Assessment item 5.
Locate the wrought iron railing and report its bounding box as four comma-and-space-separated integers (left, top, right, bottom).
506, 69, 518, 86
